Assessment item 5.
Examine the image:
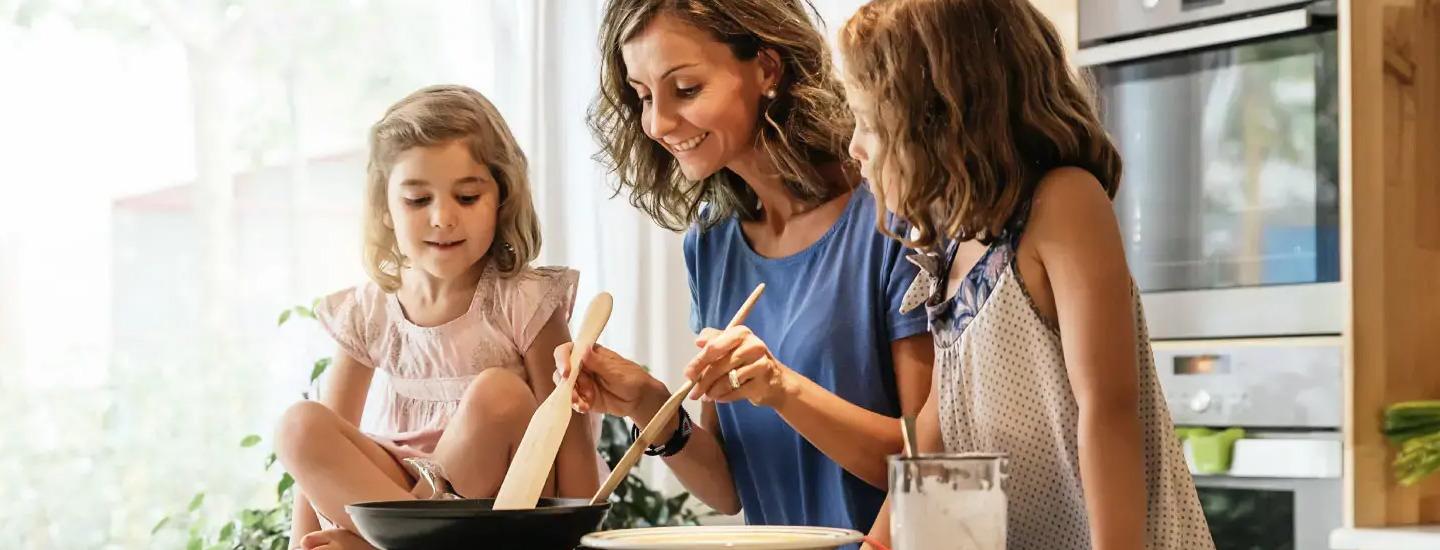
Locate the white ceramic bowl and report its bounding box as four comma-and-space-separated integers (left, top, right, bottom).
580, 525, 865, 549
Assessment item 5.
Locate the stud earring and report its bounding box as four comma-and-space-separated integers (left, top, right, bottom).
764, 88, 777, 99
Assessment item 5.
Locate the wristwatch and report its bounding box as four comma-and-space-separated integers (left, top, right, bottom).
630, 405, 693, 457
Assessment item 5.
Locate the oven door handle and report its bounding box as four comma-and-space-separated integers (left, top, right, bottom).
1076, 7, 1320, 67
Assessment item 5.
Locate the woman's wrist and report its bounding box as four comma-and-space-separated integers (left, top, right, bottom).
759, 361, 801, 410
631, 377, 677, 433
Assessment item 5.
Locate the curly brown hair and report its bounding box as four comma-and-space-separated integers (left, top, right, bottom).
840, 0, 1122, 250
363, 85, 541, 292
588, 0, 855, 231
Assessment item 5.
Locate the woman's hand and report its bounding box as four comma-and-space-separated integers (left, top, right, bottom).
554, 342, 666, 420
685, 325, 796, 408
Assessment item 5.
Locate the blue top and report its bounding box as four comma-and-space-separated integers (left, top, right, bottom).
682, 186, 929, 539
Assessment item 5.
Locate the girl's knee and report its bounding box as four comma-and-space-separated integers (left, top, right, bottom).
458, 367, 536, 424
275, 400, 337, 465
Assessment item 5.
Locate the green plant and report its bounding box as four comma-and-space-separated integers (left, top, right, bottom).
149, 435, 296, 550
156, 302, 705, 548
595, 414, 704, 529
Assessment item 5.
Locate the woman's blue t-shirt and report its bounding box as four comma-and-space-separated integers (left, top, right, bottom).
682, 185, 929, 538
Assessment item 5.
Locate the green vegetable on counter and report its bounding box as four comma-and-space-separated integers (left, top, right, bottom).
1383, 400, 1440, 486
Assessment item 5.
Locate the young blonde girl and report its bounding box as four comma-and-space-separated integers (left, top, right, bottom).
839, 1, 1213, 549
274, 85, 600, 550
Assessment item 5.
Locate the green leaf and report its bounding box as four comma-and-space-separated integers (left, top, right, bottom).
310, 357, 331, 383
265, 452, 278, 471
296, 306, 316, 319
150, 516, 170, 535
187, 537, 203, 550
312, 297, 322, 310
218, 522, 234, 541
242, 509, 261, 528
277, 309, 292, 326
240, 434, 261, 448
188, 492, 205, 513
277, 473, 295, 501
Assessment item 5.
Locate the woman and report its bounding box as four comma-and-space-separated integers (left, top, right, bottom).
562, 0, 933, 538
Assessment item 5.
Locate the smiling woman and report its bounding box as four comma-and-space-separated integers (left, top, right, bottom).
588, 0, 855, 232
573, 1, 935, 546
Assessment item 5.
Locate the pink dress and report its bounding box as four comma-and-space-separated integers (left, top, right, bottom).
313, 265, 578, 462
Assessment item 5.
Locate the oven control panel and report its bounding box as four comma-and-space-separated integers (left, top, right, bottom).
1154, 338, 1342, 428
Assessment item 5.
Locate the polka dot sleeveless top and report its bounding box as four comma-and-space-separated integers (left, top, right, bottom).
900, 232, 1214, 550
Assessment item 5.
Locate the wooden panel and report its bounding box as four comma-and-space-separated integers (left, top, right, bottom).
1415, 1, 1440, 252
1344, 0, 1440, 528
1405, 0, 1440, 521
1342, 0, 1384, 528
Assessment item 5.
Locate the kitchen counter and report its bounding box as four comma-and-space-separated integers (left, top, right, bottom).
1330, 525, 1440, 549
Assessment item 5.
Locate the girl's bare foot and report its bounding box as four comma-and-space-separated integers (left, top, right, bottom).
299, 528, 378, 550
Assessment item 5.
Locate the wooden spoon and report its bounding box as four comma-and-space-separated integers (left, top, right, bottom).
493, 292, 614, 510
900, 415, 918, 458
591, 283, 765, 505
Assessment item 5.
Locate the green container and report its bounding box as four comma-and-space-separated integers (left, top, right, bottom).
1177, 427, 1246, 474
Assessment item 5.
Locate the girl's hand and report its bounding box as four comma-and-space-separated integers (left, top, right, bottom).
554, 342, 662, 419
685, 326, 795, 407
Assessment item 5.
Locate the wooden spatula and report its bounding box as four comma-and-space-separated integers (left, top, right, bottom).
493, 292, 613, 510
591, 283, 765, 505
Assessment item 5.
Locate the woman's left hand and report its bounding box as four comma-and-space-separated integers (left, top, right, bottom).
685, 325, 795, 407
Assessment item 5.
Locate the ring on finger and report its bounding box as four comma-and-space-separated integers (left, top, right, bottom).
728, 369, 742, 390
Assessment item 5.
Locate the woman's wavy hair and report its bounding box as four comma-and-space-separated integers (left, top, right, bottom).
588, 0, 855, 231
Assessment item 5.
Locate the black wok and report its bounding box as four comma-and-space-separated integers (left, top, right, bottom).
346, 497, 611, 550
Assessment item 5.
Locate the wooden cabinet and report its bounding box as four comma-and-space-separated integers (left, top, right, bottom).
1342, 0, 1440, 528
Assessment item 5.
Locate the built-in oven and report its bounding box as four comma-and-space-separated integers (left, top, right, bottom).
1079, 0, 1341, 340
1154, 337, 1343, 550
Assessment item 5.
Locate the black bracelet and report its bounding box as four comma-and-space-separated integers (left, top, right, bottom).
630, 405, 693, 457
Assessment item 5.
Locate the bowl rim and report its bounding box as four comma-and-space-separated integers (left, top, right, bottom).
579, 525, 865, 550
346, 498, 611, 519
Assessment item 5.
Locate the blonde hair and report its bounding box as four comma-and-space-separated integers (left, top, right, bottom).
840, 0, 1121, 251
363, 84, 541, 292
587, 0, 855, 231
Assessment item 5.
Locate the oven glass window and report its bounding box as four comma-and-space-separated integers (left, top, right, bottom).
1198, 486, 1296, 550
1095, 31, 1339, 293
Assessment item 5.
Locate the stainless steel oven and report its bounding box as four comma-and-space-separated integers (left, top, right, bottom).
1079, 0, 1341, 340
1154, 337, 1343, 550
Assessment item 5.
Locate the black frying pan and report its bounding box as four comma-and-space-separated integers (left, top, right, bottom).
346, 497, 610, 550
